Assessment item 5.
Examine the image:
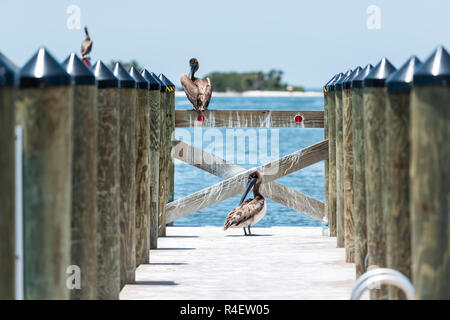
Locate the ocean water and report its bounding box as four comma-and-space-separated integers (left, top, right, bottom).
173, 95, 325, 227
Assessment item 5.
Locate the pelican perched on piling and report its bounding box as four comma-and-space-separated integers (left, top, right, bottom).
81, 26, 93, 60
180, 58, 212, 111
224, 171, 266, 236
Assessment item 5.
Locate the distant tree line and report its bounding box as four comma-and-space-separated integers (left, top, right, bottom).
204, 69, 304, 92
108, 60, 142, 71
105, 61, 305, 92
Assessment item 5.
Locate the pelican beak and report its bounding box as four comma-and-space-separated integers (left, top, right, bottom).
239, 176, 257, 205
189, 63, 197, 77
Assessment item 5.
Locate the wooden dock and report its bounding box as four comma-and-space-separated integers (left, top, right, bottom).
120, 226, 356, 300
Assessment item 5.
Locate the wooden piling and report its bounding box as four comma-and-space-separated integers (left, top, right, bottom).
385, 56, 422, 300
0, 53, 16, 300
351, 64, 373, 278
129, 67, 150, 266
62, 53, 98, 300
113, 63, 137, 289
16, 48, 73, 300
343, 67, 362, 263
410, 46, 450, 300
327, 73, 343, 237
141, 70, 162, 249
92, 60, 120, 300
157, 74, 171, 237
323, 75, 337, 224
335, 70, 352, 248
160, 74, 176, 221
362, 58, 396, 299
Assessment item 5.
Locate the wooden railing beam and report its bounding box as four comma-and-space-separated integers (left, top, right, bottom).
175, 110, 324, 128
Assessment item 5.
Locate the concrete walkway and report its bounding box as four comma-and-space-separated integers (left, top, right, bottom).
120, 226, 356, 300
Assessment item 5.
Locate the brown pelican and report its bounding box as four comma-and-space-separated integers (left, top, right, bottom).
224, 171, 266, 236
180, 58, 212, 111
81, 26, 93, 60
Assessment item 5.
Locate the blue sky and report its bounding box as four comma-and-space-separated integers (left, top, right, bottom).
1, 0, 449, 88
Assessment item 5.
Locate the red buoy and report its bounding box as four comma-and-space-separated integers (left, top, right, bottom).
197, 115, 205, 122
295, 114, 303, 123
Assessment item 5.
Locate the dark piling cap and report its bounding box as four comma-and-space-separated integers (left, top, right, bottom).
159, 74, 176, 92
324, 74, 337, 92
0, 52, 16, 87
112, 63, 136, 89
19, 47, 71, 88
328, 73, 344, 92
352, 64, 374, 88
91, 60, 118, 88
387, 56, 422, 93
62, 53, 96, 86
129, 67, 149, 90
141, 69, 162, 91
344, 67, 362, 89
363, 58, 396, 88
413, 46, 450, 87
335, 69, 352, 91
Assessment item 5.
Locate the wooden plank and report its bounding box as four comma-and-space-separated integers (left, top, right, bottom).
335, 90, 345, 248
149, 90, 160, 249
352, 87, 367, 278
0, 86, 15, 299
343, 89, 355, 263
16, 86, 73, 300
135, 89, 150, 265
119, 88, 137, 289
175, 110, 324, 128
172, 139, 324, 221
70, 85, 98, 299
327, 92, 337, 238
411, 86, 450, 300
363, 87, 388, 299
96, 88, 121, 300
386, 91, 411, 300
166, 140, 328, 223
158, 92, 168, 236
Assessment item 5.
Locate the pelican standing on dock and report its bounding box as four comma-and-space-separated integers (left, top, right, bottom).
224, 171, 266, 236
181, 58, 212, 111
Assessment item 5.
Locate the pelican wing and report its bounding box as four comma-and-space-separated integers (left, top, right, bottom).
180, 74, 199, 107
81, 39, 92, 57
223, 198, 265, 230
200, 78, 212, 109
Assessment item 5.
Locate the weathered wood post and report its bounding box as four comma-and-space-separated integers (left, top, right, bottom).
410, 46, 450, 300
141, 69, 161, 249
113, 63, 137, 289
363, 57, 396, 299
385, 56, 422, 300
62, 53, 98, 300
0, 53, 16, 300
327, 73, 344, 237
157, 74, 170, 237
323, 75, 337, 225
129, 67, 150, 266
159, 74, 176, 228
92, 60, 120, 300
335, 69, 352, 248
342, 67, 362, 263
351, 64, 373, 278
15, 48, 73, 299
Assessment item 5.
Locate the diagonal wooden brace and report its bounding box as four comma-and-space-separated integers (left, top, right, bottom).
166, 139, 328, 223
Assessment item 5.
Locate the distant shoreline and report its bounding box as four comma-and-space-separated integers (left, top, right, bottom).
175, 90, 323, 98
